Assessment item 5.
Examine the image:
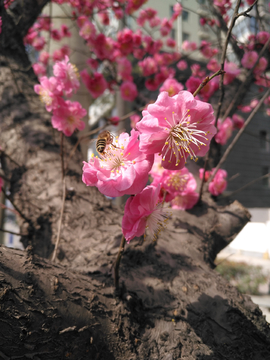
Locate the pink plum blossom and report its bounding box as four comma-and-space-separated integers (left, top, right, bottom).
215, 117, 233, 145
108, 116, 120, 126
34, 76, 62, 112
160, 18, 172, 36
223, 62, 241, 85
82, 130, 154, 198
39, 51, 50, 66
80, 70, 108, 98
61, 24, 71, 38
122, 184, 169, 242
117, 57, 133, 81
79, 21, 96, 41
159, 78, 184, 97
51, 100, 86, 136
171, 190, 199, 210
117, 28, 134, 55
182, 41, 197, 52
177, 60, 188, 71
256, 31, 270, 45
120, 81, 138, 101
33, 63, 46, 77
208, 169, 227, 196
136, 91, 217, 170
254, 57, 268, 75
241, 51, 258, 69
138, 57, 158, 76
53, 56, 80, 96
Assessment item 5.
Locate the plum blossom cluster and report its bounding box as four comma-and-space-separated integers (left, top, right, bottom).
34, 56, 86, 136
199, 168, 227, 196
83, 91, 217, 242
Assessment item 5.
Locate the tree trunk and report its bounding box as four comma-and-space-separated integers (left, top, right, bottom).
1, 2, 270, 359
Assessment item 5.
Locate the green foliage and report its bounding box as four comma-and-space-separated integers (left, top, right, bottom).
215, 260, 268, 295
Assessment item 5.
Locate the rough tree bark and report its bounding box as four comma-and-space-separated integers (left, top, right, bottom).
0, 2, 270, 359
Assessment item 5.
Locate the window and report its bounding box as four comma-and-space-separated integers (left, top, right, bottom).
183, 32, 190, 41
259, 130, 268, 150
197, 0, 206, 4
171, 29, 175, 40
262, 167, 270, 188
182, 10, 189, 21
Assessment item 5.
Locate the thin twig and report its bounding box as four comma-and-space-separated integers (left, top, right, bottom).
1, 187, 30, 223
225, 173, 270, 198
193, 69, 225, 98
236, 0, 259, 18
0, 227, 26, 237
114, 235, 126, 289
207, 88, 270, 184
60, 133, 65, 179
51, 177, 66, 262
221, 36, 270, 121
0, 149, 21, 167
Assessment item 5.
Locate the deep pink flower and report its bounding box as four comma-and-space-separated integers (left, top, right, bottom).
254, 57, 268, 75
51, 29, 62, 41
138, 57, 158, 76
120, 81, 138, 101
51, 100, 86, 136
79, 20, 96, 41
208, 169, 227, 196
241, 51, 258, 69
32, 36, 46, 51
199, 168, 211, 182
215, 117, 233, 145
0, 177, 3, 192
159, 78, 184, 97
232, 114, 244, 129
82, 130, 154, 198
256, 31, 270, 45
39, 51, 50, 66
137, 91, 217, 170
160, 18, 172, 36
80, 70, 108, 98
122, 184, 169, 242
117, 28, 134, 55
61, 24, 71, 38
108, 116, 120, 126
53, 56, 80, 96
34, 76, 62, 112
166, 38, 176, 48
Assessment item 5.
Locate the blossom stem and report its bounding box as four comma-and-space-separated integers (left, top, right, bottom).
60, 133, 65, 179
114, 234, 126, 290
51, 177, 66, 262
192, 69, 225, 98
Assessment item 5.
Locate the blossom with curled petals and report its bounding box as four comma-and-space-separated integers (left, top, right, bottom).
136, 91, 216, 170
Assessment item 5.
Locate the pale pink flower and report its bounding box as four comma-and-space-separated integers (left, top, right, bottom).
215, 117, 233, 145
138, 56, 158, 76
80, 70, 108, 98
52, 45, 70, 62
224, 62, 241, 85
117, 57, 133, 81
254, 57, 268, 75
159, 78, 184, 97
39, 51, 50, 66
171, 2, 182, 21
130, 114, 141, 129
207, 59, 220, 72
79, 21, 96, 41
51, 100, 86, 136
82, 130, 154, 198
149, 16, 161, 28
53, 56, 80, 96
208, 169, 227, 196
250, 99, 259, 108
241, 51, 258, 69
149, 154, 165, 180
232, 114, 244, 129
199, 168, 211, 182
238, 105, 252, 113
177, 60, 188, 71
122, 184, 169, 242
33, 63, 46, 77
171, 190, 199, 210
137, 91, 217, 170
120, 81, 138, 101
182, 41, 197, 52
160, 18, 172, 37
34, 76, 62, 112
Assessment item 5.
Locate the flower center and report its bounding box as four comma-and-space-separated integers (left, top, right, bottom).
145, 204, 170, 241
39, 90, 52, 106
162, 110, 209, 166
167, 173, 189, 192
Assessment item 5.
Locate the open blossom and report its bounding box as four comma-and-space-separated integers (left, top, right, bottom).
171, 190, 199, 210
80, 70, 107, 98
177, 60, 188, 71
34, 76, 62, 112
53, 56, 80, 96
122, 184, 169, 242
137, 91, 216, 170
232, 114, 244, 129
208, 169, 227, 196
82, 130, 154, 198
159, 78, 184, 97
254, 57, 268, 75
215, 117, 233, 145
120, 81, 138, 101
51, 100, 86, 136
241, 51, 258, 69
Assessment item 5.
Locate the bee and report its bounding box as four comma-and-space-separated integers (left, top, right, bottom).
96, 130, 115, 156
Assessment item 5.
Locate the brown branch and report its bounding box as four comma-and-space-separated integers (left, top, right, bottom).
207, 88, 270, 184
0, 149, 21, 168
193, 69, 225, 98
0, 228, 26, 237
1, 187, 30, 223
